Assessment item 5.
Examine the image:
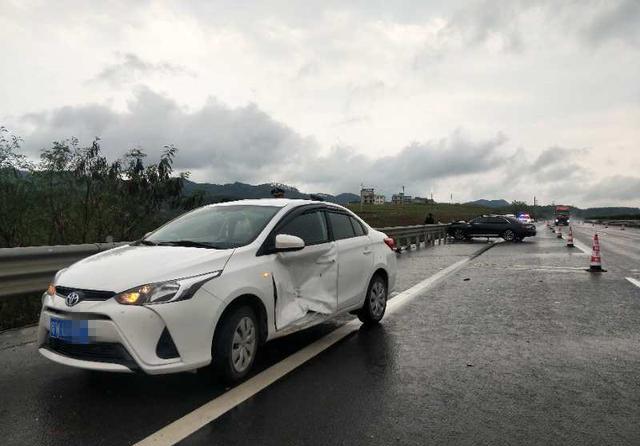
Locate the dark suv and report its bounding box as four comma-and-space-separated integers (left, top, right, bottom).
448, 215, 536, 242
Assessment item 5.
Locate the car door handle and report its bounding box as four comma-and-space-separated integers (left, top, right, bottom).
316, 258, 336, 264
363, 248, 372, 255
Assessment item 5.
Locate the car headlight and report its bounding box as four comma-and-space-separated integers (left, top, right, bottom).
115, 270, 222, 305
45, 268, 69, 297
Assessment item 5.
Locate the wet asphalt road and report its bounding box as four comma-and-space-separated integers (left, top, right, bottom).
2, 227, 640, 445
0, 240, 482, 446
571, 222, 640, 279
179, 226, 640, 446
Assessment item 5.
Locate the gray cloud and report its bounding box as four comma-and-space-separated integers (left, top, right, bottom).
584, 176, 640, 202
8, 86, 640, 206
13, 88, 507, 196
582, 0, 640, 47
288, 130, 508, 195
18, 87, 313, 183
529, 147, 589, 183
90, 53, 195, 86
442, 0, 530, 52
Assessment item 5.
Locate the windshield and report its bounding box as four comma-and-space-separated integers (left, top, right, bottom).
145, 205, 281, 249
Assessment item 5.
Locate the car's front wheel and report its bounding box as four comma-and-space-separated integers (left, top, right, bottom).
358, 275, 388, 325
502, 229, 516, 242
453, 229, 466, 240
212, 306, 258, 383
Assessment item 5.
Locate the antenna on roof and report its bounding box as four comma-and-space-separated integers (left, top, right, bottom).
309, 194, 325, 201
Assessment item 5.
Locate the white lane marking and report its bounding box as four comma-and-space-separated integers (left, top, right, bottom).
134, 248, 490, 446
571, 238, 589, 254
564, 228, 590, 253
626, 277, 640, 288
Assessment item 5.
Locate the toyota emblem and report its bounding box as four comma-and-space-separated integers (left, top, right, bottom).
66, 291, 81, 307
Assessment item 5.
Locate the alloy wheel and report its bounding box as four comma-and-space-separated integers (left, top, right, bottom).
231, 316, 256, 373
369, 280, 387, 318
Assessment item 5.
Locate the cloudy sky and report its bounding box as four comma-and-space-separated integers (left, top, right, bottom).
1, 0, 639, 207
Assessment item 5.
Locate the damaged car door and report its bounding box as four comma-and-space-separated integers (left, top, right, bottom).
327, 211, 373, 310
271, 209, 338, 330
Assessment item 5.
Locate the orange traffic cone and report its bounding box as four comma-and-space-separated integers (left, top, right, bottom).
566, 226, 574, 247
557, 226, 562, 238
588, 233, 606, 272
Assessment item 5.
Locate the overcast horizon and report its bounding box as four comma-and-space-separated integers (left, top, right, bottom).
1, 0, 639, 207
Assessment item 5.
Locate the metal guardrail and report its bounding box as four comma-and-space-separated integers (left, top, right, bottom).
0, 242, 128, 298
377, 224, 448, 251
584, 219, 640, 228
0, 224, 449, 298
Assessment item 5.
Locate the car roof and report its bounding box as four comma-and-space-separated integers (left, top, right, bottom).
210, 198, 347, 210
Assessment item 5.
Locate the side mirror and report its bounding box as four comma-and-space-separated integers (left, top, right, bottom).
275, 234, 305, 252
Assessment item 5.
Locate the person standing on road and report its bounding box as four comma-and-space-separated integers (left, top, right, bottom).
424, 212, 435, 224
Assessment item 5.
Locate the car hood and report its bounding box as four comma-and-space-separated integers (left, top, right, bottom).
56, 244, 234, 292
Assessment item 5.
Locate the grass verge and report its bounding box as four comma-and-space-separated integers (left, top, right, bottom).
347, 203, 491, 227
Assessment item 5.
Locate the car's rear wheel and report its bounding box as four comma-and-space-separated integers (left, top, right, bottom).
212, 306, 258, 383
502, 229, 516, 242
358, 275, 387, 325
453, 229, 466, 240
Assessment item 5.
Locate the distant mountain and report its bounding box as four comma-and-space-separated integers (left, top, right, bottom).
580, 207, 640, 218
466, 199, 510, 208
182, 180, 359, 205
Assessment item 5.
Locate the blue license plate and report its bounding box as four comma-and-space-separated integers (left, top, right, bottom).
49, 318, 89, 344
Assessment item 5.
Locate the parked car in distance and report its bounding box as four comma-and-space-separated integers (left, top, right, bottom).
448, 215, 536, 242
37, 199, 397, 382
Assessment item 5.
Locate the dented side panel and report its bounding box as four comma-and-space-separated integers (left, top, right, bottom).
272, 241, 338, 330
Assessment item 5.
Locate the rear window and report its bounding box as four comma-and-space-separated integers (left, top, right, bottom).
328, 212, 356, 240
350, 216, 366, 236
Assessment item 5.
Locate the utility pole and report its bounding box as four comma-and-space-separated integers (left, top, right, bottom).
360, 183, 364, 211
401, 185, 405, 206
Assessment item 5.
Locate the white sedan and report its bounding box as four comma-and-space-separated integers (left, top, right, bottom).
37, 199, 397, 382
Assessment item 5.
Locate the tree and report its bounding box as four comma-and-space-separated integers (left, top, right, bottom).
0, 126, 192, 247
0, 127, 35, 247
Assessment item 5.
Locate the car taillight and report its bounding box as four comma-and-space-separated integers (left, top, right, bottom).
384, 237, 396, 250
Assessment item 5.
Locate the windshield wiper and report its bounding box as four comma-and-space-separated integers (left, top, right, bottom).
156, 240, 219, 249
137, 239, 158, 246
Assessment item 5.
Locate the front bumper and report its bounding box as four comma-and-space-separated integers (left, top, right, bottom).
38, 290, 222, 374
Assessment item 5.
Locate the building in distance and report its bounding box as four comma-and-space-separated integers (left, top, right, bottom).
391, 192, 412, 205
361, 187, 385, 205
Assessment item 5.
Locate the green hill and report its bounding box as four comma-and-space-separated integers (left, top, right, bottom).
182, 180, 359, 204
